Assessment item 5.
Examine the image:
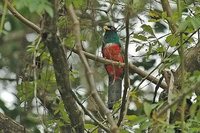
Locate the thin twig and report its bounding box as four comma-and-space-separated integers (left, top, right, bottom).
89, 107, 121, 133
0, 77, 16, 81
135, 62, 162, 90
166, 70, 174, 124
117, 9, 130, 127
153, 76, 164, 103
70, 90, 110, 132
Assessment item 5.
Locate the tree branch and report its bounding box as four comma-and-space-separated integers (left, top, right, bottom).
3, 0, 40, 33
0, 112, 29, 133
70, 90, 110, 132
0, 77, 16, 81
41, 0, 84, 132
66, 46, 168, 90
155, 81, 199, 118
160, 0, 178, 33
3, 1, 167, 91
68, 4, 119, 133
117, 9, 130, 126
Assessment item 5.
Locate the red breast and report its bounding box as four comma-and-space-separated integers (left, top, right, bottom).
103, 44, 124, 80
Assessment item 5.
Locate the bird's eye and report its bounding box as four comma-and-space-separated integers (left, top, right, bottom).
107, 26, 112, 29
111, 27, 115, 30
110, 26, 116, 31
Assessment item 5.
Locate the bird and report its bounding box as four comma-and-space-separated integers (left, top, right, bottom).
102, 24, 124, 109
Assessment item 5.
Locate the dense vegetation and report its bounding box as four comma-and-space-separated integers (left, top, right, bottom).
0, 0, 200, 132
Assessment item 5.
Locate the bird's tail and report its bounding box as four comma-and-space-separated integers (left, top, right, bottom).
108, 77, 123, 109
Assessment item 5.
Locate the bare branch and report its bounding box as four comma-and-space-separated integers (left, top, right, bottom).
0, 112, 29, 133
160, 0, 178, 33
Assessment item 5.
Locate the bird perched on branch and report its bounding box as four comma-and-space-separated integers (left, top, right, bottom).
102, 24, 124, 109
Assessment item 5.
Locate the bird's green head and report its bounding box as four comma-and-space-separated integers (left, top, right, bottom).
103, 24, 120, 45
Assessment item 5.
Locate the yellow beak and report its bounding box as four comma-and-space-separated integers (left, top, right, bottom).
103, 25, 111, 31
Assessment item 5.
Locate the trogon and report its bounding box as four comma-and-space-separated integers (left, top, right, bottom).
102, 24, 124, 109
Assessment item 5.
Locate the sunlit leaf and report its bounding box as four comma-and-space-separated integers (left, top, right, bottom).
143, 102, 157, 117
133, 34, 147, 41
191, 16, 200, 30
148, 10, 162, 20
178, 18, 191, 32
85, 123, 96, 129
156, 46, 165, 53
14, 0, 53, 17
141, 24, 155, 36
166, 34, 179, 47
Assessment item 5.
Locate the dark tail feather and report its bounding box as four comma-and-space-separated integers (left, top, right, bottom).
108, 77, 122, 109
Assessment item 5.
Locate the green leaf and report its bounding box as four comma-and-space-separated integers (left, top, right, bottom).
125, 115, 138, 121
54, 100, 70, 123
28, 0, 39, 12
85, 124, 96, 129
14, 0, 28, 9
140, 119, 151, 130
131, 0, 146, 13
125, 115, 147, 125
66, 0, 84, 8
141, 24, 155, 36
156, 45, 165, 53
136, 45, 144, 52
146, 43, 152, 58
64, 36, 75, 48
189, 102, 198, 118
178, 18, 190, 32
73, 0, 84, 8
148, 9, 162, 20
65, 0, 71, 5
44, 5, 53, 18
143, 102, 152, 117
166, 34, 179, 47
119, 129, 129, 133
162, 12, 167, 19
143, 102, 157, 117
133, 34, 147, 41
14, 0, 53, 17
191, 16, 200, 30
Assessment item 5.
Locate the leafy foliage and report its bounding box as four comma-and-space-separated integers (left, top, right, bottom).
0, 0, 200, 132
14, 0, 53, 17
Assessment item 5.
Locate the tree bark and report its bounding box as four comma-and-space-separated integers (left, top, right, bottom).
0, 112, 29, 133
41, 0, 84, 132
